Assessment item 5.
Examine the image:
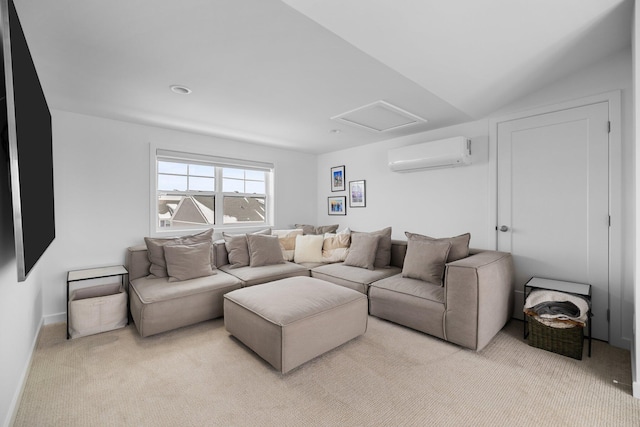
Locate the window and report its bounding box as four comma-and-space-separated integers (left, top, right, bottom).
154, 149, 273, 232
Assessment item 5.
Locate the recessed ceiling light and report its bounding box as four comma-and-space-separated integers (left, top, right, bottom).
170, 85, 192, 95
329, 129, 342, 134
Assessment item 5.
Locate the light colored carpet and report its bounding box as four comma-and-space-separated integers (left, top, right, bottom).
14, 317, 640, 426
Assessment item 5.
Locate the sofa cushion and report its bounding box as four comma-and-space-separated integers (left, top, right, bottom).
295, 223, 339, 235
368, 274, 446, 340
219, 262, 310, 287
164, 241, 217, 282
310, 262, 401, 294
369, 274, 445, 304
130, 270, 241, 304
272, 229, 303, 261
343, 233, 379, 270
247, 234, 285, 267
223, 229, 271, 269
144, 229, 214, 278
402, 239, 452, 285
405, 231, 470, 262
352, 227, 392, 268
294, 234, 325, 263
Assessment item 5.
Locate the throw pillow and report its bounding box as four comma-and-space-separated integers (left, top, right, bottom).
322, 230, 351, 263
164, 241, 216, 282
223, 229, 271, 269
402, 239, 452, 285
404, 232, 470, 262
293, 234, 324, 263
144, 229, 214, 278
247, 234, 285, 267
272, 229, 303, 261
343, 233, 380, 270
294, 224, 339, 235
352, 227, 392, 268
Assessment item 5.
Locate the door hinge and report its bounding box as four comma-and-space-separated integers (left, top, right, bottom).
609, 215, 611, 227
607, 309, 610, 322
608, 121, 611, 133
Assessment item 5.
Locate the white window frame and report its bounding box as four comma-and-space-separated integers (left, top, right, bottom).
150, 147, 274, 236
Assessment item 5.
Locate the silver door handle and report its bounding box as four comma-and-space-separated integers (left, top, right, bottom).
499, 225, 509, 232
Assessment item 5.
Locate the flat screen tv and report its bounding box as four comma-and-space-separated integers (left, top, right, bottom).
0, 0, 55, 281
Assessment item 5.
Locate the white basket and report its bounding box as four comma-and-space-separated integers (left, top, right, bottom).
68, 283, 127, 338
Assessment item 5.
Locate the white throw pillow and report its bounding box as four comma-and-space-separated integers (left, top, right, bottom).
294, 234, 324, 263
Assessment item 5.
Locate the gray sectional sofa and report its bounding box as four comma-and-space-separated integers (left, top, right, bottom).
125, 228, 514, 351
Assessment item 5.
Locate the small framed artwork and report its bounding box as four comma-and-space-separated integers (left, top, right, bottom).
328, 196, 347, 215
331, 165, 345, 192
349, 180, 366, 207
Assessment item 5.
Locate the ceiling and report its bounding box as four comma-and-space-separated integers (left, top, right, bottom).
13, 0, 633, 154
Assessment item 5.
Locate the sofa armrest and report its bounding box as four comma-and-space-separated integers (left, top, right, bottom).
126, 245, 150, 282
443, 250, 514, 351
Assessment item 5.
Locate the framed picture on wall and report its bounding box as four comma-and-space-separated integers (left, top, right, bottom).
328, 196, 347, 215
349, 180, 366, 207
331, 165, 345, 192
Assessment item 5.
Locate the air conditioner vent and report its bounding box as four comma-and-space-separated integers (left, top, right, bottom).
331, 100, 427, 132
388, 136, 471, 172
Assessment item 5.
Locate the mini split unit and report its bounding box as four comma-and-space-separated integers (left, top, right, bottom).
388, 136, 472, 172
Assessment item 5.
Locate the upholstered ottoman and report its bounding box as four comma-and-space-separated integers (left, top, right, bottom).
223, 276, 368, 373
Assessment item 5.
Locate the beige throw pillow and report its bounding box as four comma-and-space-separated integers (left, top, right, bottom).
164, 241, 216, 282
293, 234, 324, 263
352, 227, 392, 268
322, 231, 351, 263
144, 229, 214, 278
272, 229, 303, 261
247, 234, 285, 267
405, 232, 470, 262
344, 233, 380, 270
402, 239, 452, 285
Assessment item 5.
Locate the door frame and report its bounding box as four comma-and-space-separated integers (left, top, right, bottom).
488, 90, 625, 349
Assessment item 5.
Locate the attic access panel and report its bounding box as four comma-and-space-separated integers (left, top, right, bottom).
331, 100, 427, 132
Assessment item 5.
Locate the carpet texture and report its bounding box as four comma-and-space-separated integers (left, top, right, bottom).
14, 317, 640, 426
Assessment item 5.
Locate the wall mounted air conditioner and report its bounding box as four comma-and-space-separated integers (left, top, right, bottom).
388, 136, 471, 172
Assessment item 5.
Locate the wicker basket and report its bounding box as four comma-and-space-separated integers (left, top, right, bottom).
527, 314, 584, 360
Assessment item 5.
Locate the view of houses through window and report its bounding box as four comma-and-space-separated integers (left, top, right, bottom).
156, 153, 271, 231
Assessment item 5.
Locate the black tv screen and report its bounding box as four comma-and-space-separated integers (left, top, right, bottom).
1, 0, 55, 281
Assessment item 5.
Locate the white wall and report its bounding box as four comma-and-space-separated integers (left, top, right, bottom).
0, 142, 44, 425
317, 46, 634, 349
40, 111, 318, 322
316, 120, 491, 246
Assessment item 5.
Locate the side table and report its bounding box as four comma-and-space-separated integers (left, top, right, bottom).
523, 277, 592, 357
67, 265, 128, 339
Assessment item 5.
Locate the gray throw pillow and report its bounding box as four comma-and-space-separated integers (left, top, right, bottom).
405, 232, 470, 262
344, 233, 380, 270
247, 234, 285, 267
294, 224, 339, 235
402, 239, 452, 285
144, 229, 214, 278
223, 229, 271, 268
352, 227, 392, 268
164, 241, 216, 282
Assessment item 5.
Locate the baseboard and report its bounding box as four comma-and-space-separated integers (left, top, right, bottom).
633, 381, 640, 399
44, 312, 66, 325
4, 316, 44, 427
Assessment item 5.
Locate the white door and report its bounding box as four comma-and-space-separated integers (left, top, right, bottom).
497, 102, 609, 341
